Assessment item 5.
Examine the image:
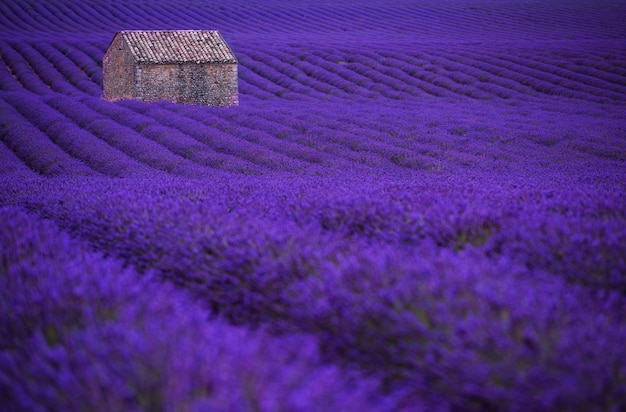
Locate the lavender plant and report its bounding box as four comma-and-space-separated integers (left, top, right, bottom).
0, 207, 398, 411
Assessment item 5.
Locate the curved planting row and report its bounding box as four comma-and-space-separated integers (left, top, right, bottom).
173, 104, 348, 169
82, 97, 269, 176
119, 100, 318, 174
0, 206, 396, 411
0, 55, 22, 93
42, 95, 216, 177
2, 92, 153, 177
2, 36, 625, 104
471, 49, 626, 102
0, 96, 98, 177
49, 41, 103, 86
2, 39, 108, 95
234, 42, 626, 102
0, 42, 51, 95
2, 171, 625, 411
3, 0, 626, 42
2, 87, 622, 178
0, 136, 40, 178
31, 43, 101, 96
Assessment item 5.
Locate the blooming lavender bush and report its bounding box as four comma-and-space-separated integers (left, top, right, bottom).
0, 207, 398, 411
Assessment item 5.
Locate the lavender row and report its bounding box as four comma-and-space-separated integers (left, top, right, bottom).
0, 52, 22, 92
392, 50, 520, 98
120, 99, 320, 173
86, 98, 266, 175
505, 50, 626, 96
43, 95, 213, 177
0, 96, 98, 177
32, 43, 101, 96
0, 140, 39, 178
4, 41, 83, 95
284, 243, 626, 411
0, 42, 51, 95
237, 65, 288, 100
2, 0, 626, 44
283, 54, 367, 96
0, 1, 57, 34
213, 106, 401, 171
171, 103, 343, 170
2, 88, 622, 178
235, 42, 626, 102
235, 43, 406, 101
3, 36, 625, 105
238, 46, 439, 100
188, 99, 439, 172
475, 49, 624, 102
341, 49, 469, 99
2, 172, 625, 408
0, 206, 396, 411
292, 178, 626, 290
1, 40, 102, 97
3, 92, 153, 177
238, 52, 319, 99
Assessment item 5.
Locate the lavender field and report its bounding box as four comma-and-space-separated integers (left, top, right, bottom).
1, 0, 626, 410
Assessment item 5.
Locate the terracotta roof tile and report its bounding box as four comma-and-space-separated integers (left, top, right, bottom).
119, 30, 237, 64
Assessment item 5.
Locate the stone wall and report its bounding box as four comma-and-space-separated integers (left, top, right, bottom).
102, 38, 137, 101
139, 63, 238, 106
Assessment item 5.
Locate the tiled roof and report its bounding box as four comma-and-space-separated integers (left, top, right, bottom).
119, 30, 237, 64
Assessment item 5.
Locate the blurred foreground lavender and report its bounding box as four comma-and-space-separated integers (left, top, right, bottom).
2, 171, 625, 410
0, 206, 397, 411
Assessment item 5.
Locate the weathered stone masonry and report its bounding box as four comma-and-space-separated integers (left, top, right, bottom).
103, 30, 238, 107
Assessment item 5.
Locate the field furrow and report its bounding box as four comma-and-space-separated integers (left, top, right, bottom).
6, 41, 80, 95
477, 51, 625, 101
32, 43, 101, 96
0, 42, 51, 94
4, 92, 154, 176
1, 95, 100, 176
50, 42, 102, 83
43, 95, 215, 177
120, 100, 304, 173
0, 139, 39, 177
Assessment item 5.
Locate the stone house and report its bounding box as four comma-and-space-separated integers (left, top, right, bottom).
103, 30, 238, 106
